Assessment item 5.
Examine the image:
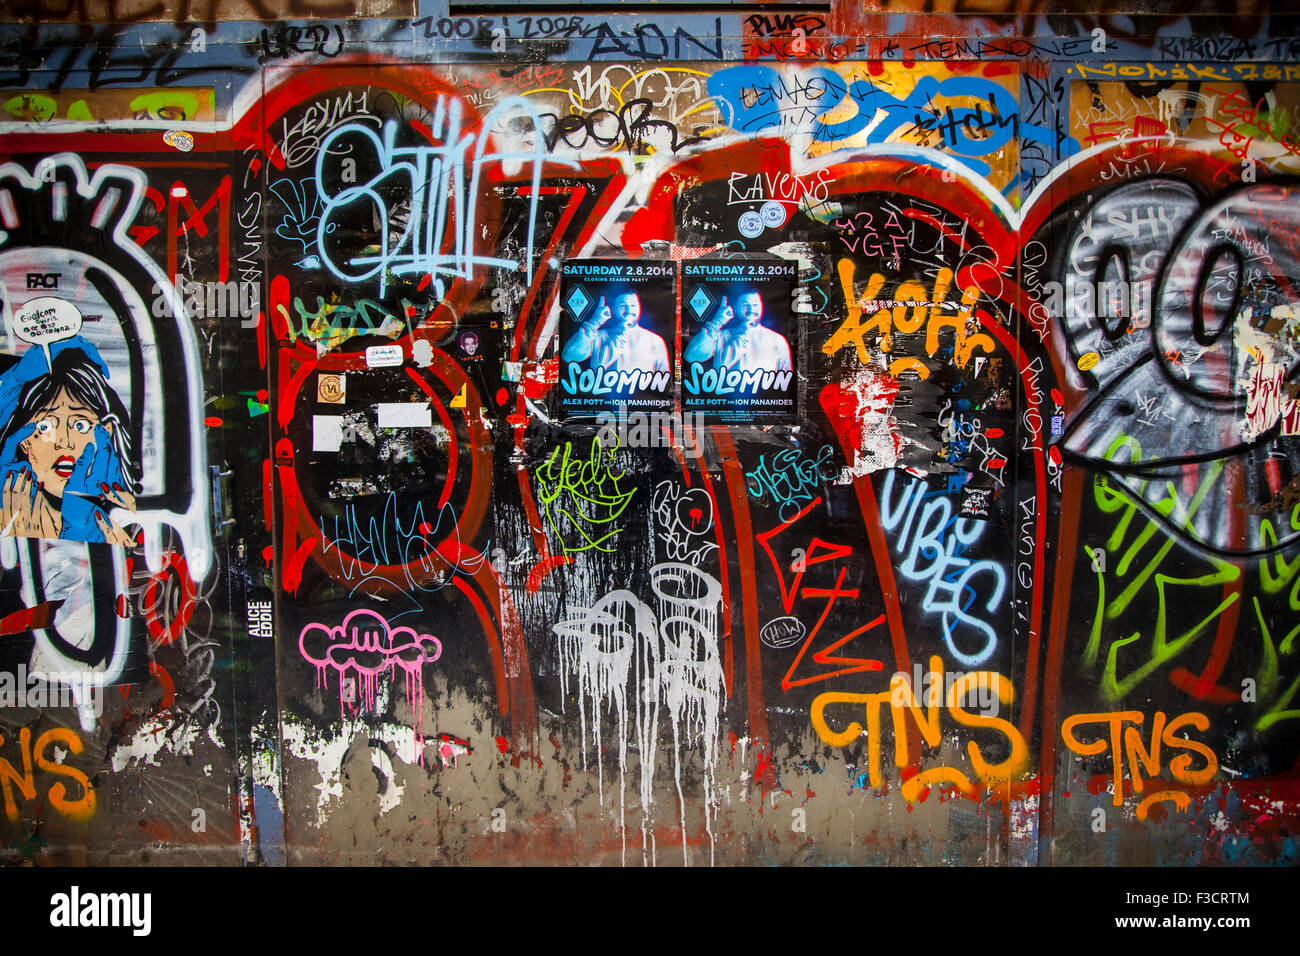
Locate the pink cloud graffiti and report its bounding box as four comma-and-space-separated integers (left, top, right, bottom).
299, 609, 443, 758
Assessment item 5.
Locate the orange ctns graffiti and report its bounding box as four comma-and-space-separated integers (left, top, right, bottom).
0, 727, 96, 822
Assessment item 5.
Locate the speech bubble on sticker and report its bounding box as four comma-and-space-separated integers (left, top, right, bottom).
14, 296, 82, 369
163, 130, 194, 152
1077, 350, 1100, 371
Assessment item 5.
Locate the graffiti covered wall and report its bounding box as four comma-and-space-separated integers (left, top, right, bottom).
0, 0, 1298, 868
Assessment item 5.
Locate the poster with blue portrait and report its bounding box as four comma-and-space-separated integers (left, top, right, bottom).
681, 257, 798, 424
0, 333, 137, 546
0, 272, 154, 694
558, 259, 677, 420
0, 158, 214, 697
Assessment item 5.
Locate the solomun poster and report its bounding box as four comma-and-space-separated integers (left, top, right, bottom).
557, 259, 677, 420
681, 258, 798, 424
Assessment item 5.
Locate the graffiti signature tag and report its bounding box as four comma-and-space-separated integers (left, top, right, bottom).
536, 437, 637, 554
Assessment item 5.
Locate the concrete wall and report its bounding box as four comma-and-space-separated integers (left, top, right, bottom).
0, 0, 1298, 866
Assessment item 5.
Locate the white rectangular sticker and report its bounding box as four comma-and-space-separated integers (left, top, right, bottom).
366, 344, 403, 367
376, 402, 432, 428
312, 415, 344, 452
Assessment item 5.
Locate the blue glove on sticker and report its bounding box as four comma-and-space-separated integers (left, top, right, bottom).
61, 424, 124, 542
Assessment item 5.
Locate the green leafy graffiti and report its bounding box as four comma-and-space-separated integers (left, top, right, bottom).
535, 436, 637, 554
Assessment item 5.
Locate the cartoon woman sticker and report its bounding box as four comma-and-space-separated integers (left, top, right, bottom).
0, 338, 138, 546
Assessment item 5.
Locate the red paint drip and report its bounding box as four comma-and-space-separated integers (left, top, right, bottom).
149, 661, 176, 710
255, 311, 266, 370
1266, 458, 1283, 497
496, 736, 509, 754
283, 538, 316, 595
268, 274, 291, 340
526, 554, 573, 592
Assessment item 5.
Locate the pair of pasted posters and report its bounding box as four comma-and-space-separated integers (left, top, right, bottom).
557, 257, 799, 425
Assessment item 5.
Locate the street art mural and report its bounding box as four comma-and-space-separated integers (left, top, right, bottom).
0, 0, 1297, 868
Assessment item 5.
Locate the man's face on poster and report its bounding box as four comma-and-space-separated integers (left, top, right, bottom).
613, 292, 641, 331
738, 291, 763, 330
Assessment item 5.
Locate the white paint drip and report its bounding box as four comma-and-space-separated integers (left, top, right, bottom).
553, 563, 725, 865
554, 588, 655, 864
279, 719, 353, 828
370, 745, 406, 815
652, 564, 724, 867
109, 712, 221, 772
279, 715, 441, 827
